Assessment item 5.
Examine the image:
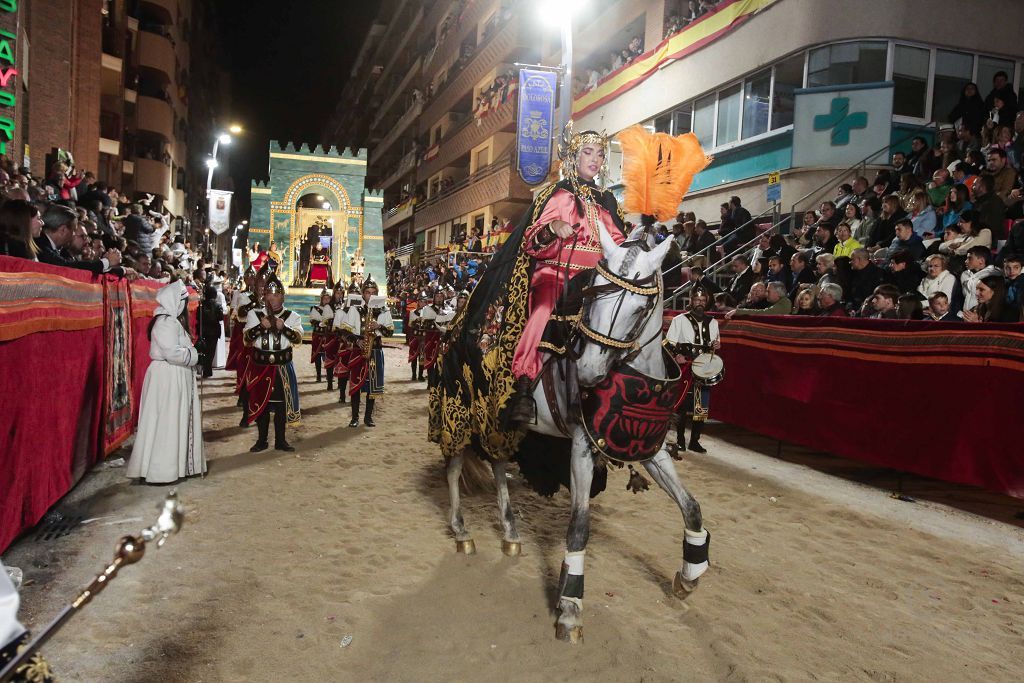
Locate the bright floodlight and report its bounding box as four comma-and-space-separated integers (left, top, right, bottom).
322, 202, 331, 210
218, 133, 232, 145
206, 158, 219, 169
228, 124, 243, 134
540, 0, 585, 27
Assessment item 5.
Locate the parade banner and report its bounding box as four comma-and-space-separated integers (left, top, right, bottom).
516, 69, 557, 185
208, 189, 233, 235
102, 276, 135, 454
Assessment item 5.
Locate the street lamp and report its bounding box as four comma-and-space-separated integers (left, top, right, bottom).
229, 124, 243, 134
541, 0, 585, 137
206, 131, 234, 198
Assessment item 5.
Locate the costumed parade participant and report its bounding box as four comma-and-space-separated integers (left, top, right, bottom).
331, 286, 364, 402
126, 280, 207, 483
420, 289, 449, 386
232, 265, 262, 427
407, 292, 429, 382
225, 265, 255, 375
321, 281, 345, 393
309, 288, 332, 383
664, 287, 721, 455
338, 277, 393, 428
196, 284, 223, 379
244, 272, 302, 452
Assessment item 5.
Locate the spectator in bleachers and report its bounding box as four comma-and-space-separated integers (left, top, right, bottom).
983, 148, 1017, 203
908, 136, 938, 183
926, 169, 951, 208
724, 255, 754, 302
834, 183, 856, 212
941, 184, 973, 236
897, 294, 925, 320
35, 205, 123, 275
908, 189, 938, 238
814, 253, 837, 287
764, 254, 789, 286
866, 195, 904, 251
787, 210, 817, 250
918, 254, 959, 310
960, 245, 1001, 312
889, 219, 926, 261
848, 248, 886, 311
725, 281, 791, 318
856, 196, 881, 244
886, 249, 925, 295
815, 201, 840, 231
793, 287, 820, 315
817, 283, 848, 317
924, 292, 957, 321
963, 274, 1019, 323
940, 209, 992, 257
687, 265, 721, 296
1003, 255, 1023, 307
787, 251, 816, 300
833, 222, 862, 258
949, 82, 987, 135
867, 284, 901, 319
811, 223, 838, 255
842, 203, 864, 241
739, 281, 769, 310
683, 218, 716, 256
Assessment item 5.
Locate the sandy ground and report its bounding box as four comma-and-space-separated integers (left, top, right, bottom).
4, 346, 1024, 682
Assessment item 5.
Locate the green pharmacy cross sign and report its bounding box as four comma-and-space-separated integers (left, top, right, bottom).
813, 97, 868, 146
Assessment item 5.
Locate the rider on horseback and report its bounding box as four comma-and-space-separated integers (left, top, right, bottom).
505, 126, 628, 426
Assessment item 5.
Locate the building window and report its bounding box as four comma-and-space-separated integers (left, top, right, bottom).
693, 95, 715, 149
932, 50, 973, 125
716, 84, 741, 146
976, 56, 1015, 97
672, 103, 693, 135
654, 114, 672, 133
474, 146, 490, 171
742, 70, 771, 139
893, 45, 930, 118
771, 54, 804, 130
807, 41, 887, 88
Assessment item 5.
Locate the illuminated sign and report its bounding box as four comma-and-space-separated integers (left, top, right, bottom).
0, 0, 16, 156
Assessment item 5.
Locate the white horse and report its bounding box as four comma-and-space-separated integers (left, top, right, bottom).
444, 220, 710, 643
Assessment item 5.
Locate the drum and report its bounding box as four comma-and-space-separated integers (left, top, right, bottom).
690, 352, 724, 386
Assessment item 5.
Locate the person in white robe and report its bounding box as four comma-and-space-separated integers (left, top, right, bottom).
126, 280, 206, 483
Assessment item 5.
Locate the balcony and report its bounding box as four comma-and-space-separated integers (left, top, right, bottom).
137, 30, 175, 80
414, 156, 532, 230
383, 201, 415, 230
140, 0, 177, 24
136, 95, 174, 140
380, 149, 419, 191
421, 16, 523, 129
372, 53, 423, 134
375, 5, 424, 94
419, 97, 514, 180
371, 97, 423, 165
423, 0, 492, 77
134, 157, 171, 198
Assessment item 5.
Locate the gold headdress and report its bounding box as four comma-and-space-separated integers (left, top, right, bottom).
558, 120, 611, 191
618, 124, 712, 222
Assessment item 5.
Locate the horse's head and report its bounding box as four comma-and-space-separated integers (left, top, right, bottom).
576, 221, 673, 387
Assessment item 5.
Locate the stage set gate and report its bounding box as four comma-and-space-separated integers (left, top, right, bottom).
249, 141, 386, 310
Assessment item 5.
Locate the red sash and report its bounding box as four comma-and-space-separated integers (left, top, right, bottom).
310, 331, 327, 360
246, 361, 278, 422
322, 335, 340, 369
407, 333, 422, 363
335, 345, 357, 379
225, 321, 244, 371
346, 350, 367, 395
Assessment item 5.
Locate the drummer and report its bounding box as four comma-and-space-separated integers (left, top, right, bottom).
665, 286, 720, 455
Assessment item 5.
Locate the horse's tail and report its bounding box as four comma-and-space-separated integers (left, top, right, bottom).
514, 433, 607, 498
458, 446, 496, 494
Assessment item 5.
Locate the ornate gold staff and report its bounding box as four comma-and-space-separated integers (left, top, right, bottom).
0, 493, 185, 682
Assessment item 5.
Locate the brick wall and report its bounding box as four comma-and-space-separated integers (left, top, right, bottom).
27, 0, 102, 176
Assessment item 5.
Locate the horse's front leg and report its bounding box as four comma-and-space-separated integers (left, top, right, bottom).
447, 448, 475, 554
642, 449, 709, 599
555, 429, 593, 643
492, 459, 521, 555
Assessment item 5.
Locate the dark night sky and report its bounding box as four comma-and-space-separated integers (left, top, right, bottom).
214, 1, 377, 213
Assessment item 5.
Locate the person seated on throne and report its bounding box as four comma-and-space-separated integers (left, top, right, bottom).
306, 241, 334, 288
266, 240, 282, 269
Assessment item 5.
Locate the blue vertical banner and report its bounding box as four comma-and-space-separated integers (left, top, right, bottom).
516, 69, 557, 185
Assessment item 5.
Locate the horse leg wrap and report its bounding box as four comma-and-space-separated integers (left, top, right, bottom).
558, 550, 585, 607
681, 528, 710, 581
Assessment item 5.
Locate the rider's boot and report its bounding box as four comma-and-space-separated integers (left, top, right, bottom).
506, 375, 537, 427
688, 419, 706, 454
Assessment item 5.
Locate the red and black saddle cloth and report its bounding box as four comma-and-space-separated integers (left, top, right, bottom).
578, 350, 684, 463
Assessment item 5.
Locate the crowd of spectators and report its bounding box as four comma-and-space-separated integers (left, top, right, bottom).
0, 154, 233, 334
707, 77, 1023, 323
664, 0, 727, 37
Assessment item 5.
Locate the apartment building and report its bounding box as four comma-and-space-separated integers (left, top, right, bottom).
327, 0, 544, 255
3, 0, 223, 230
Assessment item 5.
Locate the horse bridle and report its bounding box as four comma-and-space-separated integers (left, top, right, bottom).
576, 259, 662, 363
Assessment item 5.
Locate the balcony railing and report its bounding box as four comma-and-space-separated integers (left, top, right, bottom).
380, 149, 419, 191
422, 0, 490, 76
137, 30, 175, 79
414, 155, 531, 230
419, 96, 515, 180
134, 157, 171, 198
372, 97, 423, 165
420, 14, 522, 128
136, 95, 174, 140
383, 201, 415, 230
375, 5, 424, 94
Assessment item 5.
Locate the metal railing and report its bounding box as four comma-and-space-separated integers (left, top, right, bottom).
785, 120, 940, 231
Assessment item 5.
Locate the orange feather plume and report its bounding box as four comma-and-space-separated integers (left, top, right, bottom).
618, 125, 712, 222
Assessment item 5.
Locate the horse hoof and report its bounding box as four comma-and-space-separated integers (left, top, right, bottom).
455, 539, 476, 555
555, 623, 583, 644
673, 572, 699, 599
501, 540, 521, 557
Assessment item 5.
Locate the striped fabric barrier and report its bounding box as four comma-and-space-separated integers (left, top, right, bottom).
573, 0, 780, 119
0, 257, 196, 552
659, 312, 1023, 498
